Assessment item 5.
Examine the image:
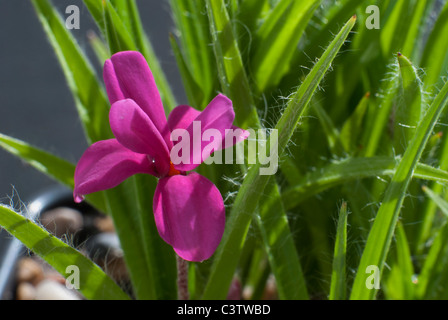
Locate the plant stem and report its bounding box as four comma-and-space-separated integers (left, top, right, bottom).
177, 255, 189, 300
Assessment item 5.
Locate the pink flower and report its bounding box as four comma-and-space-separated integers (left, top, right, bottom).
73, 51, 248, 262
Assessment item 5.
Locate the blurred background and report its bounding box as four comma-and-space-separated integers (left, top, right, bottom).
0, 0, 184, 205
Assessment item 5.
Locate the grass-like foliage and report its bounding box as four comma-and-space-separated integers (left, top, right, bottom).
1, 0, 448, 300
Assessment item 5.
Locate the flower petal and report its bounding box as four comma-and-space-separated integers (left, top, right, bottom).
103, 51, 171, 148
103, 59, 125, 104
74, 139, 155, 202
168, 105, 200, 132
169, 104, 249, 154
171, 94, 250, 171
109, 99, 170, 177
153, 172, 225, 262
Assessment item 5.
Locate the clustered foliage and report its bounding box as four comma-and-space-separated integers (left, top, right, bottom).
1, 0, 448, 300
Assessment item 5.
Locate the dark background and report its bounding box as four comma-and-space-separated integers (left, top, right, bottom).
0, 0, 184, 205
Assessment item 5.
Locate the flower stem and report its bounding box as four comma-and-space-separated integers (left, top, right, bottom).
176, 255, 189, 300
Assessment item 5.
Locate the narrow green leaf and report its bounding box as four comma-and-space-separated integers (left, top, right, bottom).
82, 0, 107, 36
350, 74, 448, 300
330, 201, 348, 300
422, 185, 448, 218
0, 133, 75, 189
417, 186, 448, 299
282, 157, 448, 211
362, 69, 399, 157
31, 0, 112, 144
380, 0, 419, 57
0, 133, 107, 214
132, 175, 177, 300
251, 0, 321, 92
0, 205, 129, 300
169, 33, 204, 108
103, 0, 137, 54
340, 92, 370, 154
401, 0, 429, 61
205, 0, 259, 128
417, 223, 448, 299
88, 31, 110, 66
313, 102, 345, 156
254, 178, 308, 300
169, 0, 215, 108
395, 223, 415, 299
421, 0, 448, 92
394, 53, 424, 154
102, 183, 155, 300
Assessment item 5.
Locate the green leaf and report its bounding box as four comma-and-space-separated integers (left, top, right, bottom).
380, 0, 419, 58
361, 60, 399, 157
251, 0, 321, 92
350, 73, 448, 300
82, 0, 106, 35
392, 223, 415, 299
169, 0, 215, 108
340, 92, 370, 154
31, 0, 112, 144
98, 176, 177, 300
0, 133, 75, 189
169, 33, 204, 108
102, 0, 137, 54
254, 178, 308, 300
282, 157, 448, 211
87, 31, 110, 66
101, 183, 155, 300
205, 0, 259, 128
0, 133, 107, 214
394, 53, 424, 154
416, 186, 448, 299
313, 101, 345, 156
401, 0, 429, 62
330, 202, 349, 300
422, 185, 448, 218
132, 175, 177, 300
421, 0, 448, 92
0, 205, 129, 300
202, 15, 356, 300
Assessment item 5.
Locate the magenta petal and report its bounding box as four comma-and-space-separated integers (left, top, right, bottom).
103, 59, 125, 104
103, 51, 171, 148
172, 94, 236, 172
168, 105, 200, 132
109, 99, 170, 176
169, 105, 250, 153
153, 173, 225, 262
74, 139, 155, 202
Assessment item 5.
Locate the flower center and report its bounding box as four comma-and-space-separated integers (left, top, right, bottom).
168, 161, 181, 177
